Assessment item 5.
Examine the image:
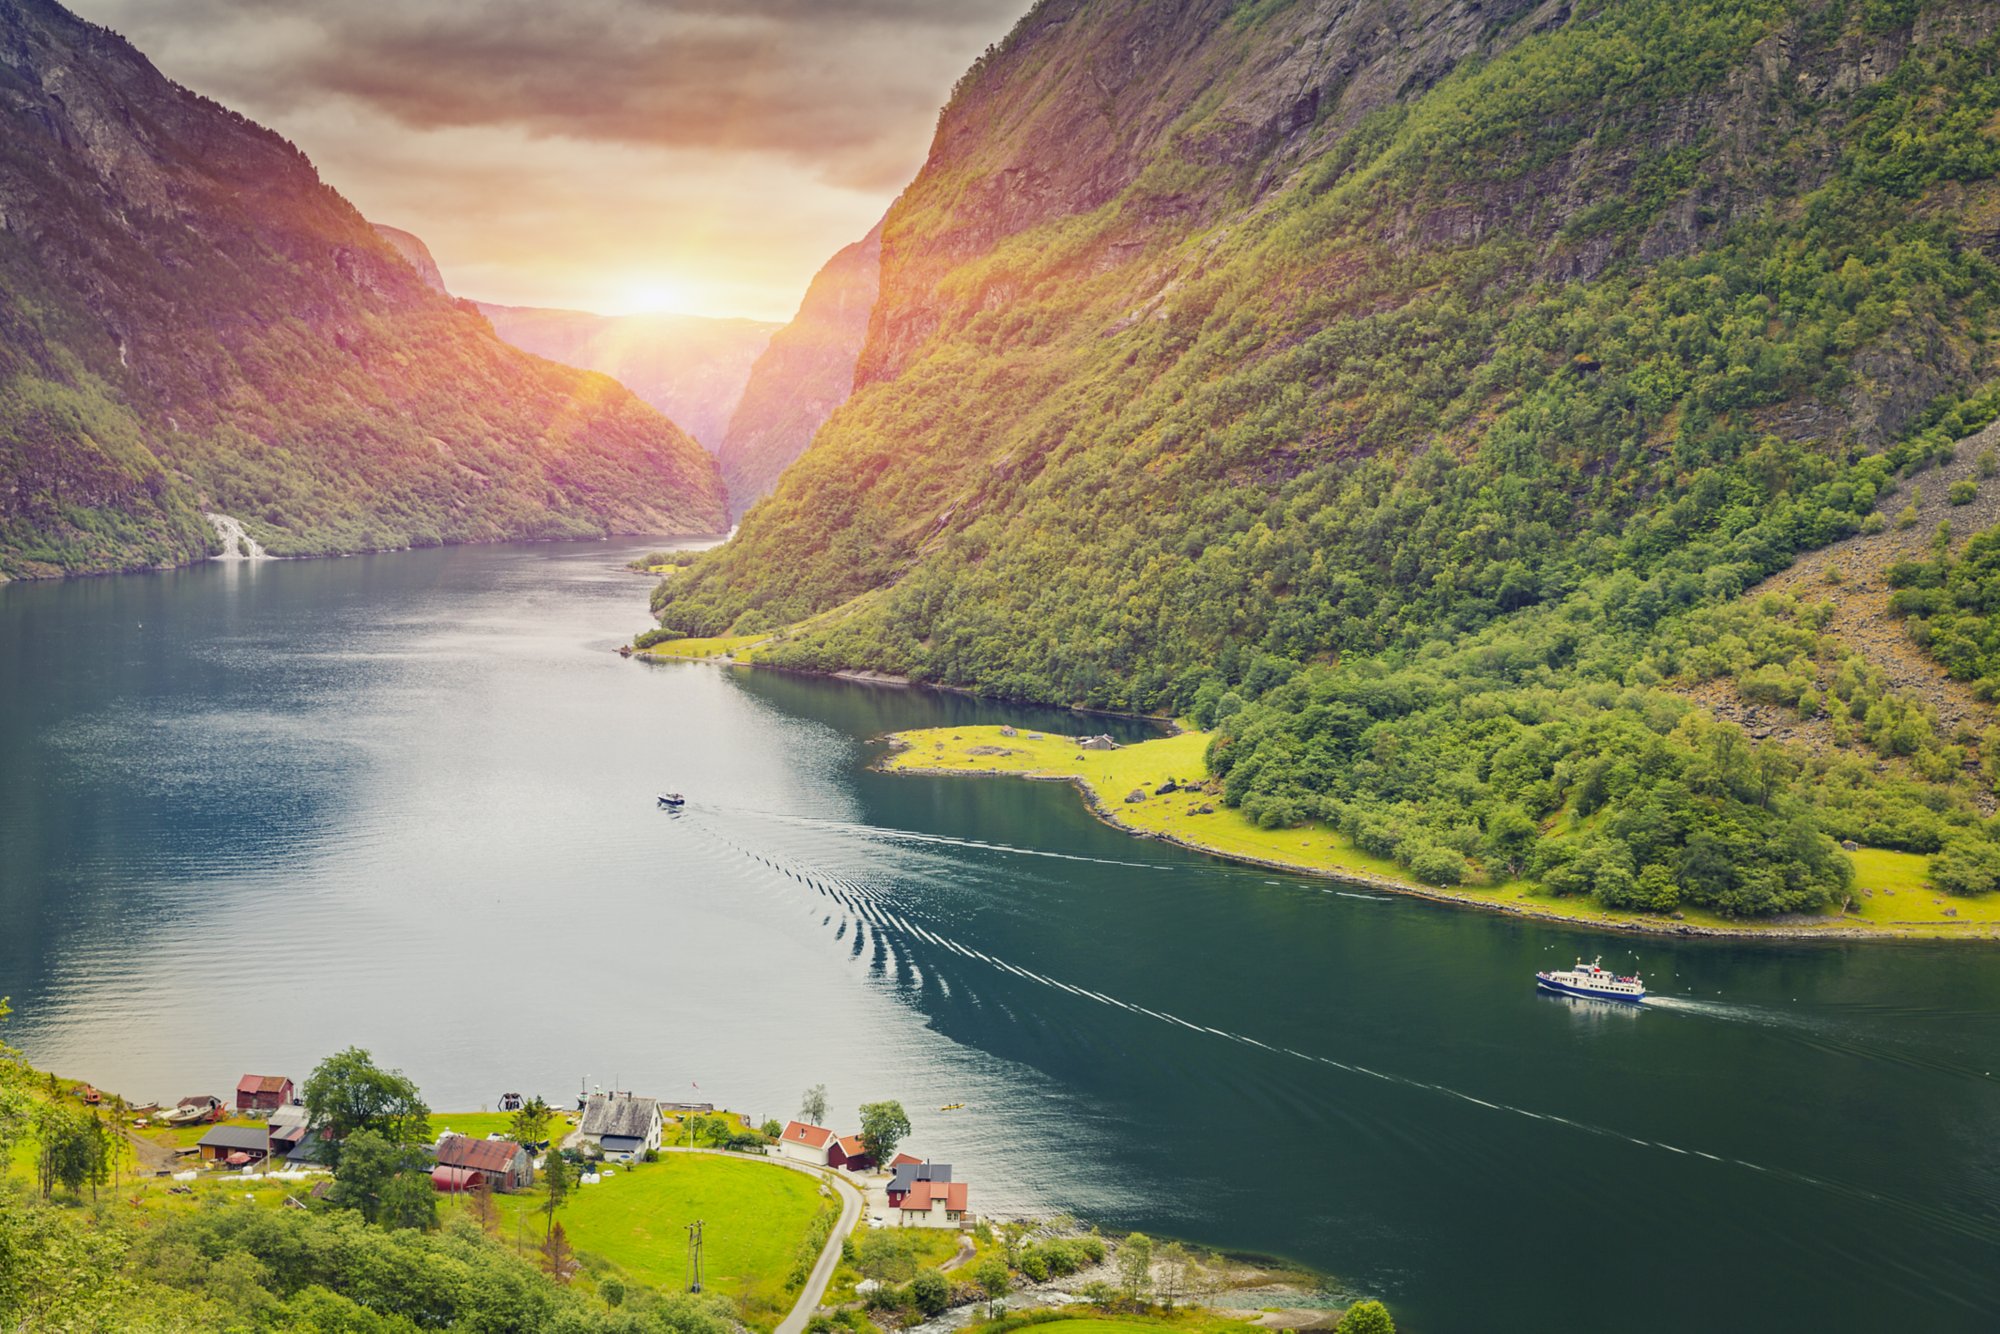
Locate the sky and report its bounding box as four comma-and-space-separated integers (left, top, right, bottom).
70, 0, 1030, 322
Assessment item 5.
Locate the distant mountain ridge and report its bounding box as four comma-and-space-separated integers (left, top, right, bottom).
718, 218, 882, 520
475, 303, 778, 456
0, 0, 724, 579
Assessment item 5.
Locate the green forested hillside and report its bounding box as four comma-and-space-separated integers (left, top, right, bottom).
662, 0, 2000, 915
0, 0, 725, 580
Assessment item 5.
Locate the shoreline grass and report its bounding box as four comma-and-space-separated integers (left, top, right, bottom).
877, 726, 2000, 941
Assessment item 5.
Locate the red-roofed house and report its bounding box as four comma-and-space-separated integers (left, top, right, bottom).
894, 1178, 970, 1229
829, 1133, 875, 1173
431, 1134, 534, 1193
778, 1120, 835, 1167
235, 1075, 294, 1115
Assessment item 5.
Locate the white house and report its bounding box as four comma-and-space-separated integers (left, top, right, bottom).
778, 1120, 835, 1167
579, 1094, 661, 1162
893, 1177, 969, 1229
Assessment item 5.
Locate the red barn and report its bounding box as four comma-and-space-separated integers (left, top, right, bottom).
829, 1133, 874, 1173
236, 1074, 294, 1115
431, 1134, 535, 1193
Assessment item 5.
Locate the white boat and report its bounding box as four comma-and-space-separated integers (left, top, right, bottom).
1535, 956, 1646, 1004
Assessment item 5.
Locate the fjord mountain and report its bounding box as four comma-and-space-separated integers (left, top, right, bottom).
474, 304, 779, 455
0, 0, 725, 579
373, 225, 450, 295
718, 219, 883, 520
661, 0, 2000, 914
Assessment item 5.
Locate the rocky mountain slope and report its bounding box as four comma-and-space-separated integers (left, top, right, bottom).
372, 225, 449, 295
659, 0, 2000, 915
0, 0, 725, 579
475, 303, 777, 455
717, 219, 882, 520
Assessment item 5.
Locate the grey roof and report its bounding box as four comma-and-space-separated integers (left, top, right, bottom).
580, 1094, 659, 1139
889, 1161, 951, 1193
198, 1125, 270, 1152
600, 1135, 647, 1152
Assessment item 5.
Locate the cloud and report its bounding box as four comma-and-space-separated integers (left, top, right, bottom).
76, 0, 1024, 190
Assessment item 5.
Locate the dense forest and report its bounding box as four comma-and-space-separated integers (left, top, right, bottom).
0, 0, 725, 580
657, 0, 2000, 915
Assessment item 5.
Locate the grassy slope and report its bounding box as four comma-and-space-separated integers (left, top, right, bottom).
881, 726, 1999, 937
489, 1153, 825, 1325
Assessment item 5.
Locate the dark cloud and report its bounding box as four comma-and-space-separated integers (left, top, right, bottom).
80, 0, 1022, 190
62, 0, 1030, 318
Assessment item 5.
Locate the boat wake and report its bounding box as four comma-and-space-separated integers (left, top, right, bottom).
682, 821, 2000, 1255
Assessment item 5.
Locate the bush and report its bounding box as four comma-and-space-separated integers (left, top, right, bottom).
1406, 843, 1468, 887
910, 1270, 950, 1318
1930, 835, 2000, 895
634, 627, 683, 650
1339, 1301, 1396, 1334
1949, 480, 1978, 506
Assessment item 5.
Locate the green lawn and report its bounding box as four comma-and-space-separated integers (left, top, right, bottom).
487, 1152, 827, 1325
882, 727, 1998, 939
633, 633, 773, 663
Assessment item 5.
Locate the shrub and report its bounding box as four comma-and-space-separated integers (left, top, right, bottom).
1949, 480, 1978, 506
910, 1270, 950, 1318
634, 627, 683, 650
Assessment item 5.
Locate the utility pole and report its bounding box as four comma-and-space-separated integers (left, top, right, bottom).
686, 1219, 705, 1293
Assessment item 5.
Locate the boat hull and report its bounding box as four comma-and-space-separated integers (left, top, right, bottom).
1536, 975, 1646, 1004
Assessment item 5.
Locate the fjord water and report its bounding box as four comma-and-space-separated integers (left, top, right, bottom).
2, 543, 1996, 1332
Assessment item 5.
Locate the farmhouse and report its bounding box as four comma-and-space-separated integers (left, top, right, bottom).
777, 1120, 836, 1166
235, 1074, 294, 1115
197, 1124, 269, 1167
579, 1093, 661, 1161
432, 1134, 535, 1193
886, 1159, 950, 1207
893, 1177, 970, 1228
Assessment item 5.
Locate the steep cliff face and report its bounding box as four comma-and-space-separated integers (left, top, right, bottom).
717, 218, 882, 520
372, 225, 450, 295
0, 0, 725, 578
664, 0, 2000, 703
474, 304, 777, 454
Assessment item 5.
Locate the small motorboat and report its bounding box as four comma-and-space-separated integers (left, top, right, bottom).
657, 793, 686, 809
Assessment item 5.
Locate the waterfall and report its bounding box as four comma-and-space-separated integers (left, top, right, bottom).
205, 513, 268, 561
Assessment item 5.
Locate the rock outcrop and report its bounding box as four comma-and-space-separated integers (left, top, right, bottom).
717, 218, 883, 519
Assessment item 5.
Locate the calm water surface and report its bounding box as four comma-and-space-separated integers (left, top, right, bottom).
2, 542, 1997, 1332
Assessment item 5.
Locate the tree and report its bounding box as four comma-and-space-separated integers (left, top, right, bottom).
1339, 1299, 1396, 1334
510, 1096, 552, 1149
974, 1257, 1011, 1317
1156, 1241, 1192, 1309
1117, 1232, 1153, 1300
799, 1084, 828, 1125
376, 1165, 438, 1232
328, 1128, 430, 1227
0, 999, 32, 1169
302, 1048, 431, 1162
542, 1145, 571, 1242
542, 1219, 577, 1283
31, 1103, 101, 1202
910, 1269, 950, 1318
857, 1100, 911, 1165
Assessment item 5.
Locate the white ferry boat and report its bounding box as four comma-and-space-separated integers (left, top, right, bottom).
1535, 956, 1646, 1004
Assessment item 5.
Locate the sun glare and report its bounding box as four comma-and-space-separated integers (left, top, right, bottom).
621, 281, 683, 315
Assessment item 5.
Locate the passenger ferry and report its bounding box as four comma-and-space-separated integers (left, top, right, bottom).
1535, 956, 1647, 1004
